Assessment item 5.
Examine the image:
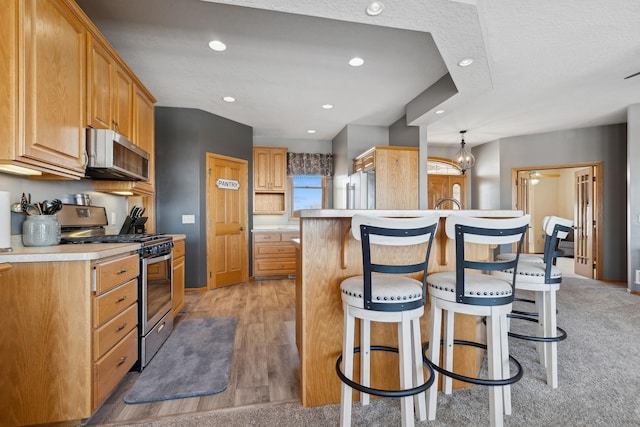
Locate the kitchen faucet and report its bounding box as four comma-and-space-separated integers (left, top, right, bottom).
434, 197, 461, 210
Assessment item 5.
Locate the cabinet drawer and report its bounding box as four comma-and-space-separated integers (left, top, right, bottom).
95, 254, 139, 294
254, 243, 296, 258
280, 232, 299, 242
94, 328, 138, 409
254, 233, 282, 243
94, 303, 138, 361
255, 259, 297, 275
173, 239, 185, 258
93, 279, 137, 327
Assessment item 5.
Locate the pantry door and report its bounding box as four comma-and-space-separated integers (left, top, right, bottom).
206, 153, 248, 289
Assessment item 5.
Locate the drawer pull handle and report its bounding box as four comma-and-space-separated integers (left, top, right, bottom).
116, 356, 128, 367
115, 322, 128, 332
157, 322, 166, 333
116, 268, 128, 275
116, 295, 127, 303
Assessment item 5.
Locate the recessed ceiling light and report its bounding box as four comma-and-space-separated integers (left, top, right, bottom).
222, 96, 236, 103
348, 57, 364, 67
366, 1, 384, 16
307, 130, 317, 134
435, 109, 445, 115
322, 104, 334, 109
208, 40, 227, 52
457, 58, 474, 67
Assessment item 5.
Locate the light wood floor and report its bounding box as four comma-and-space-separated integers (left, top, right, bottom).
86, 278, 300, 425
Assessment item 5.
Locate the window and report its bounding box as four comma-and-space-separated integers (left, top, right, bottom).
291, 175, 324, 211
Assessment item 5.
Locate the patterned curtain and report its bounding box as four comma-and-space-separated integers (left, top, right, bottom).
287, 152, 334, 176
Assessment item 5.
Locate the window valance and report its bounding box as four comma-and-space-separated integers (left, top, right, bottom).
287, 152, 334, 176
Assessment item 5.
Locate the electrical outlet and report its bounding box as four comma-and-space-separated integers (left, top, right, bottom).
111, 212, 116, 224
182, 214, 195, 224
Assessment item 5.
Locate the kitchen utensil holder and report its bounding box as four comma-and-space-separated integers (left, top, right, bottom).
22, 215, 61, 247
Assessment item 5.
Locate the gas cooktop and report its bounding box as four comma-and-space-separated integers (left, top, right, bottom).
60, 234, 170, 244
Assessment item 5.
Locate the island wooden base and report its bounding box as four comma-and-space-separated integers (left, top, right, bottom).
296, 215, 492, 407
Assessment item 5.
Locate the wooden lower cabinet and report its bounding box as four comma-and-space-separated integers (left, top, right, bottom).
172, 238, 186, 316
0, 251, 139, 426
253, 231, 299, 278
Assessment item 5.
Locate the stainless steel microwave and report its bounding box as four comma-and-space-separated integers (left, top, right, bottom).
85, 128, 149, 181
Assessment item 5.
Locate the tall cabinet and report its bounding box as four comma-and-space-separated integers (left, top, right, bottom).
253, 146, 288, 214
353, 146, 419, 209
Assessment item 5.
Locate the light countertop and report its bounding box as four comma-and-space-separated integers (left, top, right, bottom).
252, 225, 299, 233
0, 236, 140, 263
0, 233, 187, 263
296, 209, 523, 218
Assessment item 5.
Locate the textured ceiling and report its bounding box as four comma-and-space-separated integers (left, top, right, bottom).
76, 0, 640, 146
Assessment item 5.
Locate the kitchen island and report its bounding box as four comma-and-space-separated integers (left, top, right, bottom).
295, 209, 523, 407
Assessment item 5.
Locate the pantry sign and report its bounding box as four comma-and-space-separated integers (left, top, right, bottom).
216, 178, 240, 190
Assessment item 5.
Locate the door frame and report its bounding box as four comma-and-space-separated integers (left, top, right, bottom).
205, 152, 249, 289
511, 161, 603, 280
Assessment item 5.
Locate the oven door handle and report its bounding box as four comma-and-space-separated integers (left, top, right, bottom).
144, 252, 172, 265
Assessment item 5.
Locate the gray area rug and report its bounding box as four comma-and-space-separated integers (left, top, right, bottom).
112, 276, 640, 425
124, 317, 237, 404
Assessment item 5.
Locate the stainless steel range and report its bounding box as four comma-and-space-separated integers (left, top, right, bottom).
57, 204, 174, 370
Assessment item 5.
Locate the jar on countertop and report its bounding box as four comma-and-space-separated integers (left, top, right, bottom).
22, 215, 61, 247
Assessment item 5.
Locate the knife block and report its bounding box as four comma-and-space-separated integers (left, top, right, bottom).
119, 216, 148, 234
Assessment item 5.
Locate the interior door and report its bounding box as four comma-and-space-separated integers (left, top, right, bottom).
206, 153, 249, 289
516, 172, 533, 253
574, 167, 595, 278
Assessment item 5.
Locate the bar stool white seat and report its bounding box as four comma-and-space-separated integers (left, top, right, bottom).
336, 214, 439, 427
425, 214, 530, 427
492, 216, 573, 389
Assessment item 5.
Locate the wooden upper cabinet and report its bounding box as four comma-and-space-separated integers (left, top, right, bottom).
0, 0, 87, 179
113, 65, 133, 139
253, 146, 287, 192
87, 33, 133, 140
87, 34, 113, 130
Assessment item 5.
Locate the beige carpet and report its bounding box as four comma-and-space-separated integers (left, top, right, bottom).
95, 276, 640, 426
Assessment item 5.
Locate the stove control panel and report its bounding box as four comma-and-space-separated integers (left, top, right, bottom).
140, 241, 174, 258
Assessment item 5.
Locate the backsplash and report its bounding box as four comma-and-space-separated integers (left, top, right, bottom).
2, 174, 128, 235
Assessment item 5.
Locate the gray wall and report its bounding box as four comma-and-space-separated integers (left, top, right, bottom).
155, 107, 253, 289
473, 124, 627, 281
389, 116, 419, 147
331, 124, 389, 209
628, 104, 640, 292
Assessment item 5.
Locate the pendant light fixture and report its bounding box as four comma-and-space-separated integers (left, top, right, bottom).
455, 130, 475, 175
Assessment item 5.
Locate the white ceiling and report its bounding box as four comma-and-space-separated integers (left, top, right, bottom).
76, 0, 640, 146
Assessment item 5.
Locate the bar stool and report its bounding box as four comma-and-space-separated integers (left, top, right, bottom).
492, 216, 573, 389
425, 214, 530, 427
495, 216, 551, 264
336, 214, 439, 427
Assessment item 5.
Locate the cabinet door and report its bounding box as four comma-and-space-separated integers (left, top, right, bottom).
133, 85, 155, 191
113, 65, 133, 139
87, 34, 113, 130
21, 0, 86, 174
270, 148, 287, 191
253, 148, 271, 191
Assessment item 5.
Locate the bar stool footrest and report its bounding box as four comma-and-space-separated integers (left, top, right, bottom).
336, 345, 435, 398
507, 313, 568, 342
422, 339, 524, 387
